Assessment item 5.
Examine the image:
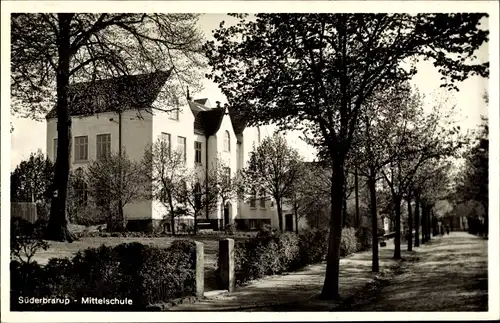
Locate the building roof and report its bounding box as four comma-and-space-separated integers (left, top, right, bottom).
194, 98, 210, 107
45, 70, 172, 119
227, 105, 247, 134
45, 71, 246, 137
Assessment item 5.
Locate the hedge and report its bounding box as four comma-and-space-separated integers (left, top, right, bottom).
11, 240, 196, 311
220, 227, 367, 287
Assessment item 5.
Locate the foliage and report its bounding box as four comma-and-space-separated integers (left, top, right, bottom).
10, 240, 197, 310
86, 151, 148, 231
240, 133, 304, 231
206, 12, 488, 298
11, 13, 206, 241
224, 223, 237, 235
143, 140, 188, 235
224, 228, 365, 286
340, 227, 359, 257
355, 227, 373, 252
10, 150, 54, 203
178, 167, 220, 234
10, 217, 50, 264
298, 228, 329, 264
209, 156, 240, 226
455, 117, 488, 217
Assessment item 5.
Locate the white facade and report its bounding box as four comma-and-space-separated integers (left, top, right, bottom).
46, 78, 307, 231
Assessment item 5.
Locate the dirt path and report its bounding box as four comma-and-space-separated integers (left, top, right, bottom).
353, 232, 488, 311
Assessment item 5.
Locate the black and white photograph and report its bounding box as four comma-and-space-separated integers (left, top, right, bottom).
1, 1, 498, 321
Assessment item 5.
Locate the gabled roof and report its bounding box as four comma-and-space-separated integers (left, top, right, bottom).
45, 70, 172, 119
227, 105, 247, 134
194, 98, 210, 107
192, 106, 225, 136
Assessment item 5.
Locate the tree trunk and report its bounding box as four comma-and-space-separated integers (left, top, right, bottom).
424, 205, 428, 243
407, 193, 413, 252
275, 199, 284, 232
414, 194, 420, 247
354, 167, 360, 228
342, 195, 348, 228
429, 209, 433, 240
368, 173, 379, 272
393, 195, 402, 259
294, 204, 299, 234
45, 14, 76, 242
193, 211, 198, 235
320, 161, 344, 300
168, 193, 176, 236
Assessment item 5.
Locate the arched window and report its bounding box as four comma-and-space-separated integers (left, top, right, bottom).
224, 130, 231, 152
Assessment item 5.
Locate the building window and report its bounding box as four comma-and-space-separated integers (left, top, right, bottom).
168, 108, 179, 120
96, 134, 111, 160
259, 189, 266, 208
76, 181, 88, 207
224, 130, 230, 152
250, 189, 256, 208
194, 182, 202, 209
74, 136, 88, 161
223, 167, 231, 185
161, 132, 171, 156
195, 141, 202, 164
53, 138, 58, 161
249, 219, 257, 230
177, 136, 186, 161
257, 128, 261, 144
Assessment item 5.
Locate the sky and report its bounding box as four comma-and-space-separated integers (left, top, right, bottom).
9, 13, 489, 171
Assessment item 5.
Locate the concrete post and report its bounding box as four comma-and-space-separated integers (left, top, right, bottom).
219, 238, 235, 292
194, 241, 204, 298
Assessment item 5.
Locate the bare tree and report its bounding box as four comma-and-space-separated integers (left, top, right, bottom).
85, 151, 148, 231
241, 133, 304, 232
209, 156, 239, 228
178, 168, 219, 234
11, 13, 206, 241
143, 139, 187, 235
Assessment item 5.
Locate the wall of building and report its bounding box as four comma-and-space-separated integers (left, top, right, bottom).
46, 109, 153, 221
208, 111, 238, 224
150, 102, 197, 221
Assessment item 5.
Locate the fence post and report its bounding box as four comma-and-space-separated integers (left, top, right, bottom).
194, 241, 204, 298
219, 238, 235, 292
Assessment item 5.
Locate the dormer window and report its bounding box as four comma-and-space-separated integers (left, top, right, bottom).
224, 131, 231, 152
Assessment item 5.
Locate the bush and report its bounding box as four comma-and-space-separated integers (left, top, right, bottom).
10, 217, 49, 264
225, 231, 304, 286
340, 227, 359, 257
224, 223, 236, 235
219, 226, 367, 288
355, 227, 372, 252
10, 240, 197, 310
298, 228, 329, 264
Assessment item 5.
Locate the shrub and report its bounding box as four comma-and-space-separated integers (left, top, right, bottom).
355, 227, 372, 252
225, 232, 301, 286
298, 228, 329, 264
10, 217, 49, 264
10, 240, 197, 310
340, 227, 359, 257
224, 223, 236, 235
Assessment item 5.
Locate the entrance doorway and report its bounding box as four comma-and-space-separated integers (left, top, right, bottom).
285, 214, 293, 232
